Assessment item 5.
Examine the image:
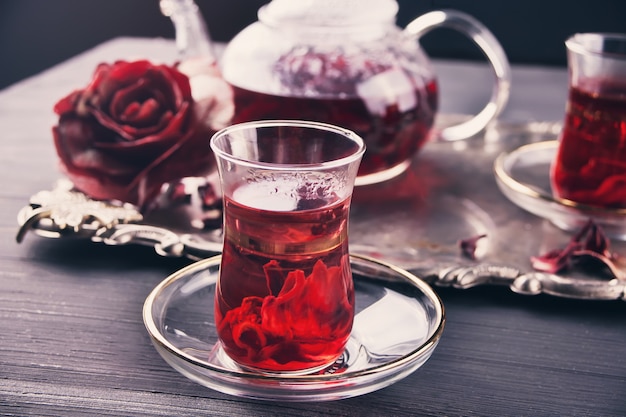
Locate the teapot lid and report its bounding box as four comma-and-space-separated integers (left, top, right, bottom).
259, 0, 398, 27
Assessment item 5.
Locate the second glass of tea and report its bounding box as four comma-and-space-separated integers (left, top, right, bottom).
551, 33, 626, 208
210, 120, 365, 374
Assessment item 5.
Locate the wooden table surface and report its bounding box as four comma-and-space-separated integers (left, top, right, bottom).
1, 38, 625, 416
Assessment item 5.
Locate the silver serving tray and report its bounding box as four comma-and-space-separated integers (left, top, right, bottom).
16, 117, 626, 301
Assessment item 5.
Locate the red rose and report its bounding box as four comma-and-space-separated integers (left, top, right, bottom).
52, 59, 232, 209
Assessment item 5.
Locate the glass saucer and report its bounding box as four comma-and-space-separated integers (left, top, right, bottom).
494, 140, 626, 240
143, 254, 445, 402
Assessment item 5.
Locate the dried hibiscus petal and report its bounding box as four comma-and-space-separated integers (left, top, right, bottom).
529, 241, 579, 273
530, 219, 624, 279
575, 218, 611, 258
458, 234, 487, 260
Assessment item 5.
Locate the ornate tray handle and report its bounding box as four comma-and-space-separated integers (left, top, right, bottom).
16, 180, 222, 259
415, 263, 625, 301
16, 180, 143, 242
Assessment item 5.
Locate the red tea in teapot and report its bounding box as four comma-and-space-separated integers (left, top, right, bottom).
228, 50, 438, 182
551, 80, 626, 208
231, 83, 437, 180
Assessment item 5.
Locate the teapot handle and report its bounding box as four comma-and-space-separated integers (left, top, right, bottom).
405, 10, 511, 141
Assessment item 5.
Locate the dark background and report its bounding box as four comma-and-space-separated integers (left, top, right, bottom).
1, 0, 625, 90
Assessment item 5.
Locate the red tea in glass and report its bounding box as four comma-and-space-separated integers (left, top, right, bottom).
216, 188, 353, 372
210, 120, 364, 374
551, 81, 626, 207
551, 33, 626, 208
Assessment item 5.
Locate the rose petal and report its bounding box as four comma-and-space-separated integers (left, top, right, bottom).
119, 97, 162, 126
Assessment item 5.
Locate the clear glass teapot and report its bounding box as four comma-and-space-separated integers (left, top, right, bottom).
163, 0, 510, 185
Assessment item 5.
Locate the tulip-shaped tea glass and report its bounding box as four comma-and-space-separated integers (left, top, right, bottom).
210, 120, 365, 374
551, 33, 626, 208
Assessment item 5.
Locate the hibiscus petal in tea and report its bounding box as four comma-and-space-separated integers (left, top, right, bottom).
210, 120, 365, 374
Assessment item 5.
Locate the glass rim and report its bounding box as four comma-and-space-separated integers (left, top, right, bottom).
210, 120, 366, 171
566, 32, 626, 61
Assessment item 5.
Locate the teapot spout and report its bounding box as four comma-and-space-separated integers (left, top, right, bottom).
160, 0, 216, 64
